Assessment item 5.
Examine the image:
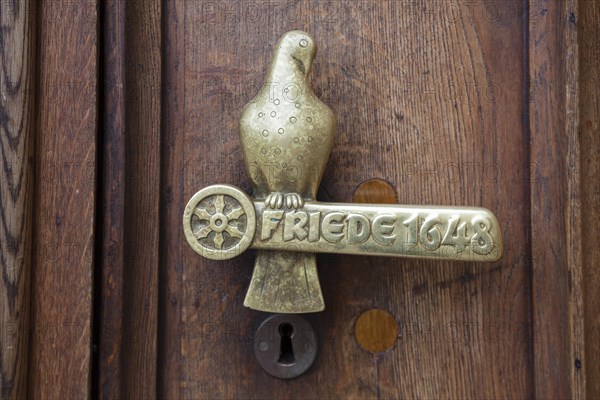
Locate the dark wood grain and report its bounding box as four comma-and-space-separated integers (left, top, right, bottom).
564, 0, 585, 396
121, 0, 161, 398
98, 0, 162, 398
158, 1, 185, 397
161, 1, 533, 398
528, 0, 585, 397
579, 0, 600, 397
28, 1, 97, 398
0, 1, 35, 398
98, 0, 125, 397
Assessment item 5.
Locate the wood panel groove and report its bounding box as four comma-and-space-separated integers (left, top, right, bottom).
97, 0, 162, 398
121, 0, 162, 397
158, 1, 186, 398
98, 0, 126, 397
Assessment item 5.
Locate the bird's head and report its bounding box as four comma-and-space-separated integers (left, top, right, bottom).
276, 30, 317, 77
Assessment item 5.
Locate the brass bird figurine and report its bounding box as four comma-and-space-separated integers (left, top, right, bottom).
239, 31, 335, 313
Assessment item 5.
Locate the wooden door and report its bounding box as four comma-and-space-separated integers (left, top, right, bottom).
1, 0, 599, 399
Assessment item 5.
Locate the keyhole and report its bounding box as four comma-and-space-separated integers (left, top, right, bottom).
277, 323, 295, 365
254, 314, 317, 379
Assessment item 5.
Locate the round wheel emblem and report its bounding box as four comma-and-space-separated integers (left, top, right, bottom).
183, 185, 256, 260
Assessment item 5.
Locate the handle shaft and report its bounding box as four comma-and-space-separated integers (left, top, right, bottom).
251, 201, 502, 261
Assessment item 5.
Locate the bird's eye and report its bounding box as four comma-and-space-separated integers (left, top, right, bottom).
299, 39, 309, 48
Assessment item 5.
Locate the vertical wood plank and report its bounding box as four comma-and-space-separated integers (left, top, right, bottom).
0, 0, 36, 398
29, 1, 97, 398
98, 0, 162, 398
158, 1, 185, 397
98, 0, 125, 397
564, 0, 585, 397
579, 0, 600, 397
529, 0, 583, 397
121, 0, 161, 397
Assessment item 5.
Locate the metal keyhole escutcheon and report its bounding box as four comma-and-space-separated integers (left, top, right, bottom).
254, 314, 317, 379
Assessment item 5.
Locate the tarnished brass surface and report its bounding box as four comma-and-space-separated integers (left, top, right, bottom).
239, 30, 334, 203
185, 184, 503, 262
239, 30, 334, 313
252, 197, 502, 261
183, 184, 256, 260
183, 31, 504, 314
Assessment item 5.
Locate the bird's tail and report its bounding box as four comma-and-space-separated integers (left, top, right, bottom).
243, 250, 324, 313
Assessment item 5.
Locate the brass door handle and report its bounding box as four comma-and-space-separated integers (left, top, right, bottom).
183, 31, 503, 314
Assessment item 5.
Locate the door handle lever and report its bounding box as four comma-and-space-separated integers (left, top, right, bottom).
183, 31, 503, 314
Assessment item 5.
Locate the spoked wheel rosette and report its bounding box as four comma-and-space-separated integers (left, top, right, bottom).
183, 185, 256, 260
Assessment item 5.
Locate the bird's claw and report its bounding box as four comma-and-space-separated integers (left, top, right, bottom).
265, 192, 284, 209
285, 193, 304, 209
265, 192, 304, 209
